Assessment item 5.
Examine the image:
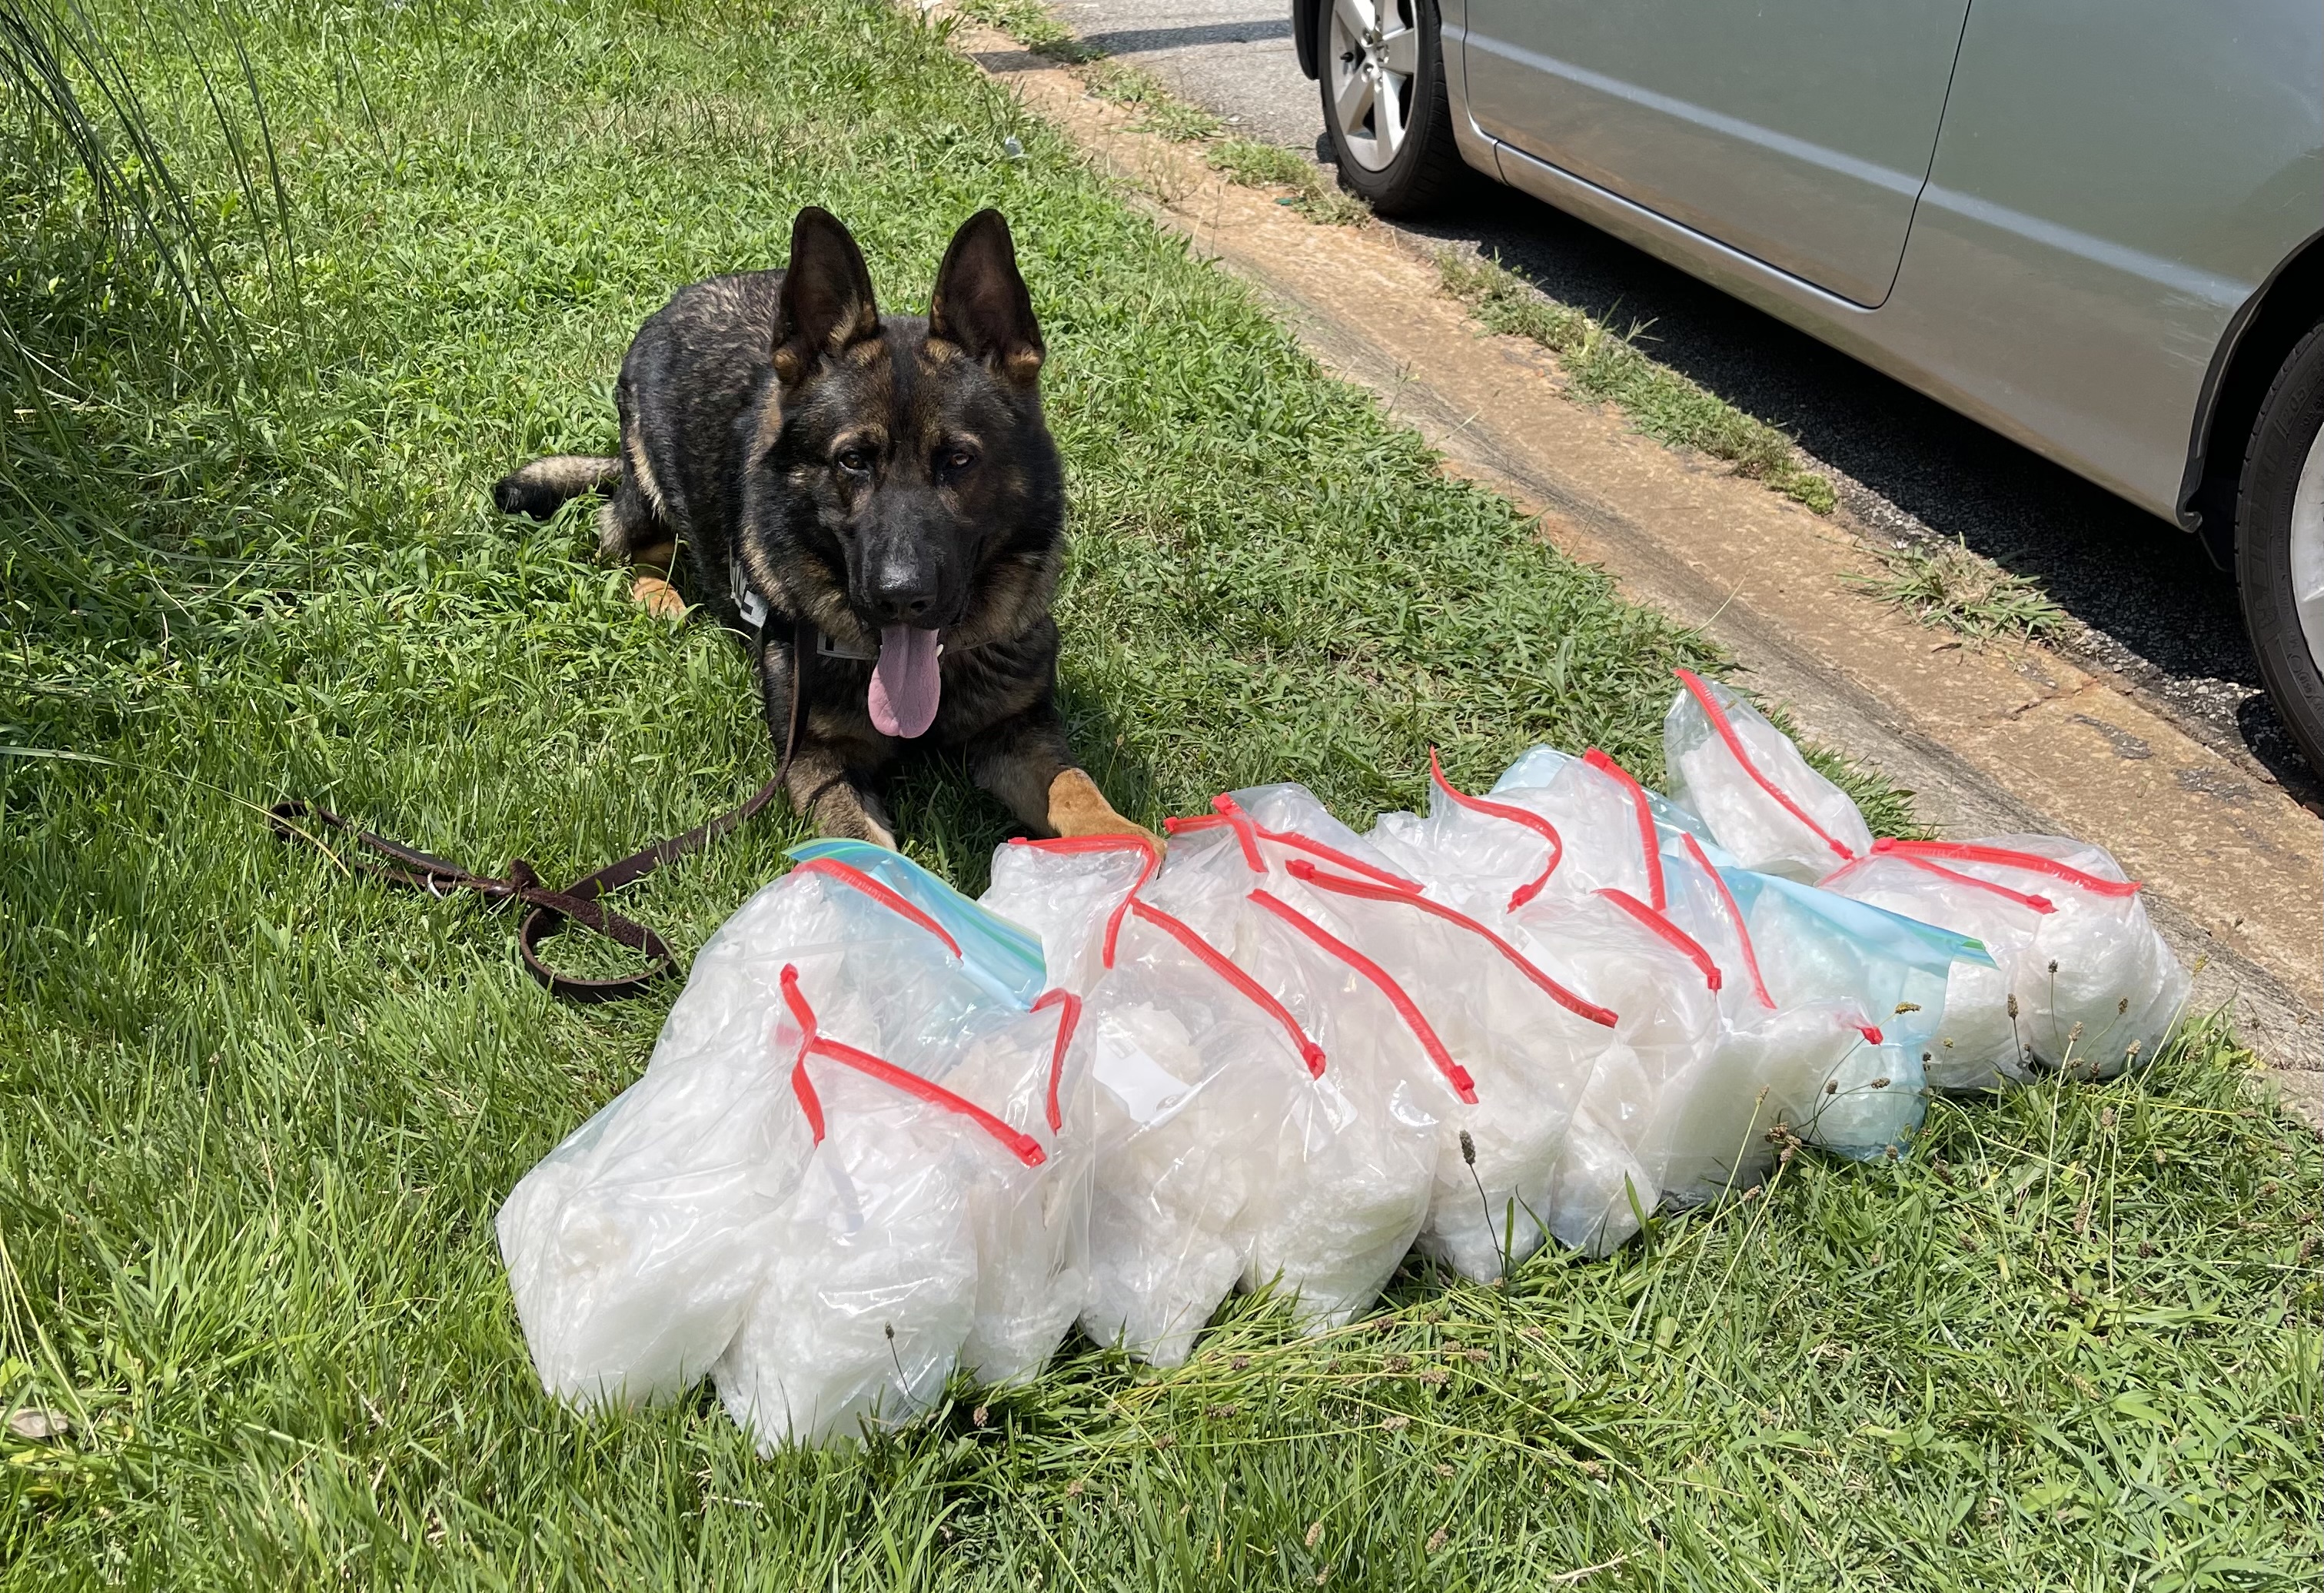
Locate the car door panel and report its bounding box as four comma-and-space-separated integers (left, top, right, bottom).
1461, 0, 1973, 307
1872, 0, 2324, 514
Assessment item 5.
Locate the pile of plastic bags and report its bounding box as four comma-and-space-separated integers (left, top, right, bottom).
498, 672, 2189, 1444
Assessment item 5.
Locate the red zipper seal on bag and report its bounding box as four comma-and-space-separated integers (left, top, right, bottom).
1284, 859, 1616, 1028
788, 857, 963, 959
1673, 668, 1858, 864
1582, 749, 1669, 911
1165, 803, 1418, 896
1595, 887, 1724, 993
1009, 833, 1163, 969
1032, 988, 1082, 1131
1122, 898, 1327, 1077
1873, 837, 2135, 899
1210, 794, 1422, 893
1851, 846, 2058, 914
779, 965, 1046, 1166
1428, 748, 1564, 910
1248, 888, 1478, 1103
1196, 796, 1268, 872
1676, 833, 1774, 1009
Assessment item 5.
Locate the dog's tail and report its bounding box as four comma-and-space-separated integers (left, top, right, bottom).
492, 454, 621, 519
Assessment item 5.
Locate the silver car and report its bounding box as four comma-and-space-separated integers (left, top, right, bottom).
1295, 0, 2324, 770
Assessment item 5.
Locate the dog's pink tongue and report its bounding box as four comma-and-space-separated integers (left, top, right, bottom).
867, 625, 941, 738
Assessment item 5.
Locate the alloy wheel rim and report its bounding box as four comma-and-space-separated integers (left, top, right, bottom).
2292, 416, 2324, 680
1327, 0, 1418, 173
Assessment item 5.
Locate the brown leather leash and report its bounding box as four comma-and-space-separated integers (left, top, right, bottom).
271, 610, 813, 1003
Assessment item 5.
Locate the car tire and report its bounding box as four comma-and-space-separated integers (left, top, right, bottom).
1315, 0, 1468, 217
2234, 319, 2324, 774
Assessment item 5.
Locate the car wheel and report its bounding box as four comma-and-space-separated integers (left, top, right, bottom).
1316, 0, 1467, 217
2235, 319, 2324, 774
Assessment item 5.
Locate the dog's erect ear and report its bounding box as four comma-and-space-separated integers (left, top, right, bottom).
929, 209, 1044, 387
775, 207, 880, 385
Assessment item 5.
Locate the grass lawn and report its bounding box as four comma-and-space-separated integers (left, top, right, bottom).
2, 0, 2319, 1585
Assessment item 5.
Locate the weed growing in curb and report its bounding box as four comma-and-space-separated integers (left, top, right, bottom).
1078, 58, 1227, 141
1854, 535, 2068, 641
1439, 251, 1838, 514
1206, 138, 1368, 224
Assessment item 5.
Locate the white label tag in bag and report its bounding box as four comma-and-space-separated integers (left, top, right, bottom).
1092, 1009, 1199, 1127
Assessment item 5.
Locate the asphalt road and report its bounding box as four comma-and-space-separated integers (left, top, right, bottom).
1048, 0, 2316, 801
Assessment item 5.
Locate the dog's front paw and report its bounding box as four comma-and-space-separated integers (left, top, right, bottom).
1045, 768, 1162, 850
631, 572, 687, 620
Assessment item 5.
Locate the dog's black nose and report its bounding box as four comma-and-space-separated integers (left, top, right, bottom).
865, 564, 942, 625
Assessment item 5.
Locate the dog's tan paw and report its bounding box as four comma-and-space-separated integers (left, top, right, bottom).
1045, 768, 1162, 850
631, 572, 686, 620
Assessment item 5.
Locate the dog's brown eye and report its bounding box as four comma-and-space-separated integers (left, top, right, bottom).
835, 448, 872, 474
943, 447, 976, 472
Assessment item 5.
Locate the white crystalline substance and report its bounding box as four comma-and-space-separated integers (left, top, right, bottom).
1717, 883, 1937, 1156
1505, 893, 1721, 1252
1363, 765, 1714, 1257
1822, 836, 2187, 1086
979, 841, 1152, 998
1254, 880, 1600, 1285
1238, 1066, 1437, 1324
1711, 1005, 1914, 1169
1228, 922, 1439, 1321
497, 862, 983, 1411
951, 1006, 1092, 1387
713, 1081, 979, 1451
959, 1139, 1089, 1386
496, 1063, 813, 1409
1664, 677, 1872, 882
1078, 999, 1276, 1367
1541, 1101, 1657, 1255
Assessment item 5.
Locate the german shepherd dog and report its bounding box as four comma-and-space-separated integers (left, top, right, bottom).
494, 207, 1151, 850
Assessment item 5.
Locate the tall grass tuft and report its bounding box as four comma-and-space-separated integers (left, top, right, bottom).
1, 0, 294, 683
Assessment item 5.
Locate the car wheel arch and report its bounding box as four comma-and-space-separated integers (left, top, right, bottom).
1295, 0, 1321, 79
2181, 226, 2324, 570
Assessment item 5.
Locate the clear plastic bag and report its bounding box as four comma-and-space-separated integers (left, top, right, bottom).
1425, 750, 1758, 1215
793, 839, 1049, 1009
1663, 669, 1873, 882
1503, 886, 1721, 1246
1078, 886, 1441, 1362
497, 853, 989, 1409
1202, 785, 1654, 1278
1076, 899, 1312, 1367
1221, 895, 1444, 1327
978, 834, 1158, 998
495, 1056, 811, 1412
956, 989, 1091, 1386
713, 964, 1077, 1448
1699, 861, 2003, 1156
1820, 836, 2189, 1085
1265, 857, 1621, 1282
1371, 748, 1663, 915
